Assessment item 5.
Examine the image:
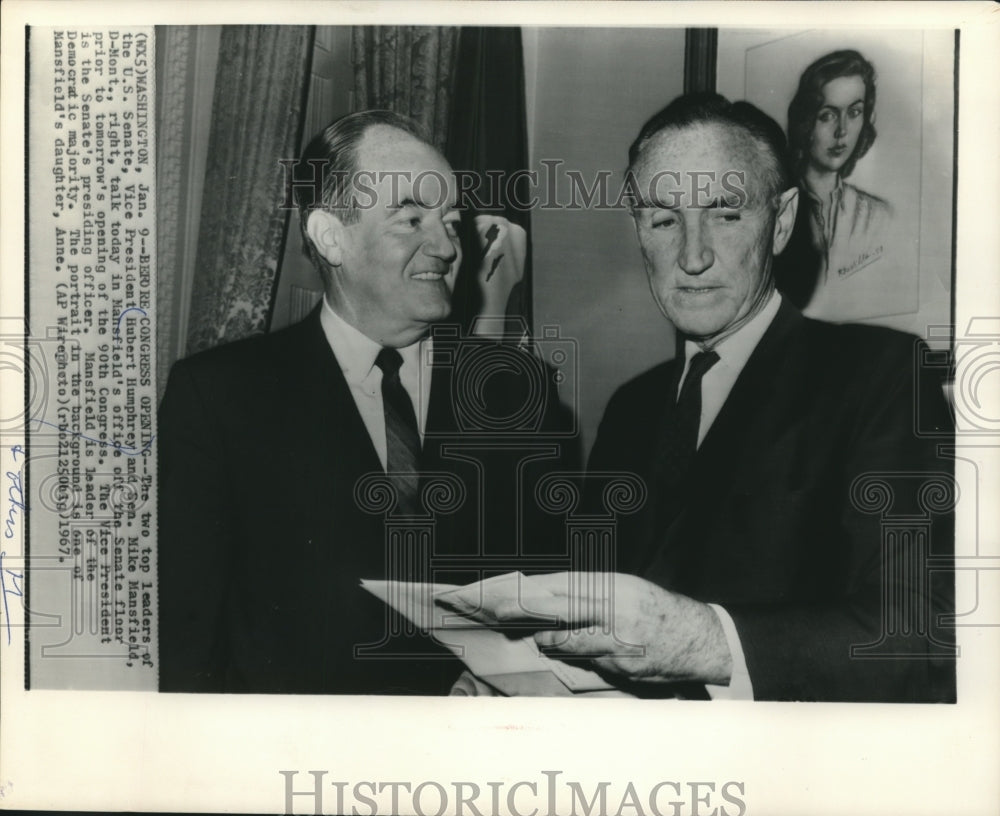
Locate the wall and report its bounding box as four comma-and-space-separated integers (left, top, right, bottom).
525, 28, 687, 458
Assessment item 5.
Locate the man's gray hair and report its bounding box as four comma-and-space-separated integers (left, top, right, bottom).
627, 92, 792, 206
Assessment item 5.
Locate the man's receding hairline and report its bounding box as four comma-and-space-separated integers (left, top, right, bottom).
356, 122, 450, 170
638, 119, 761, 155
633, 120, 779, 195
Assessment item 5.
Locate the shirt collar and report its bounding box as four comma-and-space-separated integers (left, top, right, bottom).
833, 177, 846, 211
684, 289, 782, 373
319, 295, 425, 386
805, 175, 845, 211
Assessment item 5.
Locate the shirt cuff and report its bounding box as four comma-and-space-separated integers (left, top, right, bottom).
704, 603, 754, 700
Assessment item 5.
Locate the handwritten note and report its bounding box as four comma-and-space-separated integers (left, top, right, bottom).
4, 446, 26, 542
0, 552, 25, 646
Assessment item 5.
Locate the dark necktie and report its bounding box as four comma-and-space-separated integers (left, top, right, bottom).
375, 347, 422, 515
658, 349, 720, 490
638, 348, 720, 573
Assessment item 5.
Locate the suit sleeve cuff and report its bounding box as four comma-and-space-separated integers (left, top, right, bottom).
704, 603, 754, 700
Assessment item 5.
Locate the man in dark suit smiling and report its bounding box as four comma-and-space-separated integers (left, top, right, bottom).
458, 93, 955, 702
157, 111, 567, 694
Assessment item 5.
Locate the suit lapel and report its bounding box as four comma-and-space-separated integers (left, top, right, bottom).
425, 339, 458, 438
686, 299, 804, 488
645, 300, 806, 576
292, 306, 384, 489
630, 352, 686, 570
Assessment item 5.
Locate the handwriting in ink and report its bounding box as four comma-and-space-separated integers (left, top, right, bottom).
4, 472, 25, 539
5, 446, 25, 541
114, 306, 148, 341
32, 419, 154, 456
0, 551, 24, 645
3, 445, 28, 538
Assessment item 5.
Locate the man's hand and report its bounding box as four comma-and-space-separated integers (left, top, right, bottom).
471, 215, 526, 332
438, 572, 734, 687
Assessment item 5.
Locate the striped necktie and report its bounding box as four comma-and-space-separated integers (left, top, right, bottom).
375, 347, 422, 515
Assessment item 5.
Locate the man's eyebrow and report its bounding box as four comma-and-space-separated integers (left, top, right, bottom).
705, 195, 750, 209
390, 195, 461, 212
633, 195, 677, 210
388, 196, 421, 211
640, 197, 744, 211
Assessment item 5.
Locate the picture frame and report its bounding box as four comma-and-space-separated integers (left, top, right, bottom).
718, 29, 955, 342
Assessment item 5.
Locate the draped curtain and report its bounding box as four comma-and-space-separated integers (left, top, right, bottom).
155, 26, 188, 397
185, 26, 314, 355
446, 27, 533, 330
684, 29, 718, 94
351, 27, 458, 151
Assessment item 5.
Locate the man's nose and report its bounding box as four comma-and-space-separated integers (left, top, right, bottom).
678, 216, 714, 275
422, 218, 459, 264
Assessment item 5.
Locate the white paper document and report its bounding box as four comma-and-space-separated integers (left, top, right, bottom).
360, 573, 623, 695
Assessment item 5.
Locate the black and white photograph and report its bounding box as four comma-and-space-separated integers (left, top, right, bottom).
1, 2, 998, 815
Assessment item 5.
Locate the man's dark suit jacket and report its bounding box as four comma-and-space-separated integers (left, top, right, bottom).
586, 299, 955, 702
158, 307, 572, 695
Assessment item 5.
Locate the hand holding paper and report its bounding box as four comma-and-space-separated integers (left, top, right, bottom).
439, 571, 734, 687
434, 570, 562, 627
361, 574, 623, 695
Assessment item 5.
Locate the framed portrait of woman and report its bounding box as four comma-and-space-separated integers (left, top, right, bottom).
717, 30, 955, 342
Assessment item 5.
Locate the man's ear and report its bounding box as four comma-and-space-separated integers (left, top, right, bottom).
305, 209, 348, 267
772, 186, 799, 256
628, 205, 642, 240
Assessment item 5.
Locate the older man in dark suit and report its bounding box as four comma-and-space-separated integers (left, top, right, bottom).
157, 111, 569, 694
457, 94, 955, 702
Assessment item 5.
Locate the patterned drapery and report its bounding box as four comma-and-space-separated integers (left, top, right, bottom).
156, 25, 195, 397
351, 26, 458, 151
185, 25, 313, 354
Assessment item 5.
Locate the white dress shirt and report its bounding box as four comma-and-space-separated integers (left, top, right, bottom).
675, 289, 782, 700
319, 296, 433, 471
